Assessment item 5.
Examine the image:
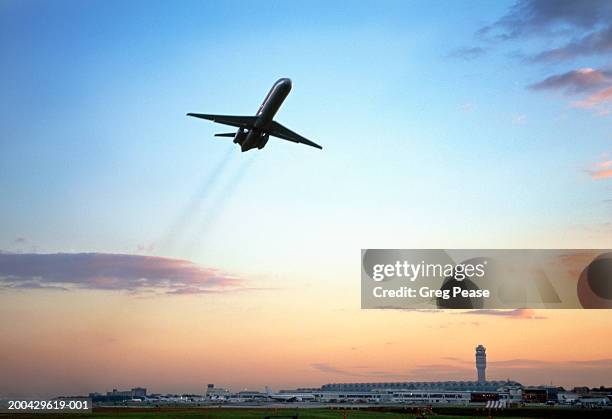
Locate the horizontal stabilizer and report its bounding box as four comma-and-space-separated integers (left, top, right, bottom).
214, 133, 236, 137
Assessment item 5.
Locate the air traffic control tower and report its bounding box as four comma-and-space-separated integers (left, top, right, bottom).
475, 345, 486, 383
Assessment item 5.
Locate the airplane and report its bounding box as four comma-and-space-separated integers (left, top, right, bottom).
187, 78, 322, 152
266, 392, 316, 402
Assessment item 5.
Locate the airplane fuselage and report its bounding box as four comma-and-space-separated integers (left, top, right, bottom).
238, 78, 292, 151
187, 77, 321, 151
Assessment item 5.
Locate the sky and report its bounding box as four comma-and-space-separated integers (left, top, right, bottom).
0, 0, 611, 397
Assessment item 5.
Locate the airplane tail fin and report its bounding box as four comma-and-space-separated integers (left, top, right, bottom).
214, 133, 235, 137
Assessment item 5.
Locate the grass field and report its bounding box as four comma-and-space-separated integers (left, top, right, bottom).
0, 409, 520, 419
1, 406, 610, 419
89, 409, 452, 418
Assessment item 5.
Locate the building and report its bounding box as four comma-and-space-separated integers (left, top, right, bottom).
522, 387, 548, 403
389, 390, 471, 405
470, 392, 499, 403
475, 344, 486, 383
321, 380, 520, 393
131, 387, 147, 398
578, 396, 610, 407
320, 345, 521, 394
90, 387, 147, 402
106, 389, 132, 398
232, 391, 268, 401
205, 384, 230, 399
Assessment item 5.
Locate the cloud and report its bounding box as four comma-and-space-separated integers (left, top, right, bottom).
587, 158, 612, 179
460, 1, 612, 120
401, 308, 444, 313
7, 281, 68, 291
474, 2, 612, 117
530, 25, 612, 62
529, 68, 612, 94
310, 363, 408, 379
490, 358, 612, 369
571, 359, 612, 367
311, 363, 365, 377
441, 356, 469, 363
512, 114, 527, 125
447, 47, 486, 60
595, 160, 612, 168
165, 286, 221, 295
412, 363, 469, 372
479, 0, 612, 40
466, 2, 612, 118
490, 359, 552, 368
529, 69, 612, 116
406, 364, 474, 380
0, 252, 243, 295
456, 308, 547, 319
400, 309, 546, 319
135, 243, 156, 254
572, 86, 612, 108
461, 102, 474, 112
476, 1, 612, 66
589, 168, 612, 179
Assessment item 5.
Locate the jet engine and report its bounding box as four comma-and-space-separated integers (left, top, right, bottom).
233, 128, 247, 145
258, 133, 270, 149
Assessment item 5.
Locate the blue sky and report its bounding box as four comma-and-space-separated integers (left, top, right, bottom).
1, 0, 611, 275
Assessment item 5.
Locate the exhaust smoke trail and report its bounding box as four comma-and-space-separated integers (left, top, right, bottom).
159, 147, 235, 252
183, 155, 256, 257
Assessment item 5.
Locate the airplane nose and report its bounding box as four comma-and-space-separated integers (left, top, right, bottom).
279, 78, 292, 91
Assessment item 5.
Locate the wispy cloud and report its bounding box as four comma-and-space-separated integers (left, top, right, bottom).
572, 86, 612, 109
587, 157, 612, 179
311, 363, 357, 376
455, 308, 547, 319
447, 47, 486, 60
530, 25, 612, 62
589, 168, 612, 179
571, 359, 612, 367
473, 1, 612, 116
134, 243, 156, 254
401, 308, 445, 313
490, 359, 552, 368
0, 252, 244, 295
595, 160, 612, 168
490, 358, 612, 369
461, 102, 474, 112
512, 114, 527, 125
441, 356, 470, 363
8, 281, 68, 291
529, 68, 612, 94
529, 68, 612, 116
310, 363, 407, 378
479, 0, 611, 40
401, 309, 544, 319
404, 364, 475, 381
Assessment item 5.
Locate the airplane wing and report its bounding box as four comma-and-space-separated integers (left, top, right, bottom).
267, 121, 322, 150
187, 113, 258, 129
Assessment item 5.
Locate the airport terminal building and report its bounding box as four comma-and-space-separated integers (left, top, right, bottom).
320, 379, 519, 393
319, 345, 519, 393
